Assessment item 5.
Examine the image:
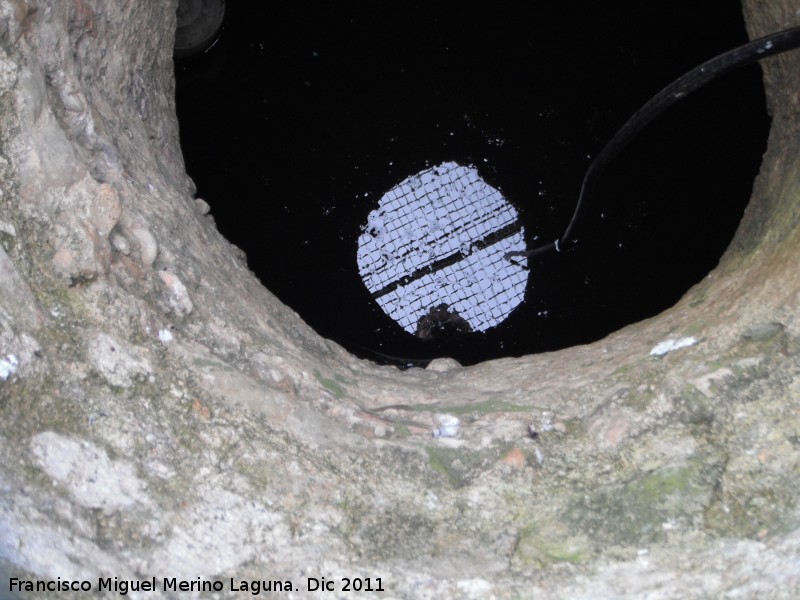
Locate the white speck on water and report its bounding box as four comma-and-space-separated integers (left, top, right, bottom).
432, 414, 460, 438
0, 354, 19, 380
158, 329, 173, 343
649, 336, 698, 357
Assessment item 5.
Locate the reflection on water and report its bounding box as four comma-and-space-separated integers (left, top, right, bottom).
356, 162, 528, 338
175, 4, 766, 364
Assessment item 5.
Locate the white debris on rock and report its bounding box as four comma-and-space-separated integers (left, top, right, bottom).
0, 354, 18, 380
433, 414, 460, 438
649, 336, 698, 357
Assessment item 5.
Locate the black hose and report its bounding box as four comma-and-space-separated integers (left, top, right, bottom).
506, 24, 800, 263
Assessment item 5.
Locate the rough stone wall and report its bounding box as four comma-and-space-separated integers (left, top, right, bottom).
0, 1, 798, 598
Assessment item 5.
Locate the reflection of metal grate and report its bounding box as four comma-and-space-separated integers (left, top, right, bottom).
357, 162, 528, 336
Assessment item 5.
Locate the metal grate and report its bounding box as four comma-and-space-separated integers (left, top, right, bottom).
356, 162, 528, 336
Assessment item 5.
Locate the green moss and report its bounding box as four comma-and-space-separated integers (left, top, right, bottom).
565, 464, 706, 546
514, 528, 591, 567
637, 467, 691, 500
401, 398, 530, 415
623, 388, 655, 411
562, 418, 585, 437
0, 376, 86, 444
684, 320, 705, 335
234, 460, 275, 489
674, 388, 714, 427
612, 363, 632, 377
0, 230, 16, 252
424, 444, 509, 488
392, 423, 411, 438
688, 293, 707, 308
333, 373, 355, 385
705, 486, 795, 538
425, 447, 464, 488
353, 508, 437, 561
314, 370, 346, 399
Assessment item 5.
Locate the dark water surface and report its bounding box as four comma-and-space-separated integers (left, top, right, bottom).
175, 3, 768, 366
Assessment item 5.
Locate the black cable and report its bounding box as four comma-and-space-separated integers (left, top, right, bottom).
506, 24, 800, 263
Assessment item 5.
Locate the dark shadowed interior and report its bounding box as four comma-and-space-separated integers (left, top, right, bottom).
175, 2, 768, 366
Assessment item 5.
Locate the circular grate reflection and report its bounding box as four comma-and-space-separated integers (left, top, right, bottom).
357, 162, 528, 337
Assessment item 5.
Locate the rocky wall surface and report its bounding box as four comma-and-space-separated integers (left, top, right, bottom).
0, 1, 798, 598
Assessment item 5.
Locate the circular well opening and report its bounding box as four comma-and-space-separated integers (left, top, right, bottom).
175, 3, 769, 366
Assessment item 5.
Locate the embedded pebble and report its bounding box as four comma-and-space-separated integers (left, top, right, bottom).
501, 447, 526, 468
90, 183, 121, 235
741, 322, 784, 341
50, 246, 77, 274
194, 197, 211, 215
426, 357, 461, 372
131, 228, 158, 265
109, 231, 131, 254
158, 270, 193, 316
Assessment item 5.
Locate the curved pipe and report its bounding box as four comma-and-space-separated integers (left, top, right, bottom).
506, 25, 800, 263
